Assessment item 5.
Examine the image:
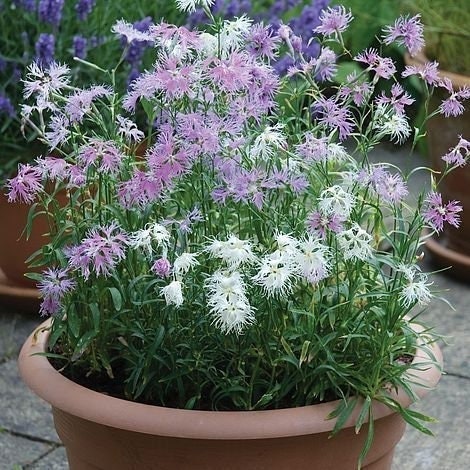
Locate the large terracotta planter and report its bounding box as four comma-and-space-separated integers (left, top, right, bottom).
406, 53, 470, 280
18, 320, 442, 470
0, 193, 48, 288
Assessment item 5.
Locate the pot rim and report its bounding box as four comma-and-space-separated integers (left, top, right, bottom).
18, 319, 442, 440
404, 51, 470, 89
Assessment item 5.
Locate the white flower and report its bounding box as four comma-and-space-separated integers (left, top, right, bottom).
175, 0, 215, 13
251, 124, 286, 160
23, 62, 70, 101
128, 223, 170, 256
173, 252, 199, 275
327, 143, 350, 162
295, 236, 330, 284
252, 251, 297, 297
375, 105, 411, 144
161, 280, 184, 307
45, 113, 70, 150
399, 273, 432, 308
206, 271, 254, 334
117, 115, 144, 143
112, 20, 154, 43
198, 32, 218, 57
319, 185, 356, 218
337, 224, 373, 261
275, 233, 298, 256
219, 16, 253, 53
206, 235, 257, 270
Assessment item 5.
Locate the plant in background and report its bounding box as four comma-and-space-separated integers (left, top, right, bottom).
399, 0, 470, 75
9, 0, 468, 464
0, 0, 188, 183
187, 0, 330, 74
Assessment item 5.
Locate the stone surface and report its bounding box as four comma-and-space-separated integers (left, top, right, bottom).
393, 374, 470, 469
0, 311, 39, 359
0, 430, 52, 468
0, 359, 60, 443
30, 446, 68, 469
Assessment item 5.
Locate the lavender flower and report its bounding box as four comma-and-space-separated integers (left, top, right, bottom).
306, 210, 344, 238
152, 258, 172, 278
423, 192, 462, 232
313, 97, 354, 140
439, 83, 470, 118
6, 164, 43, 204
13, 0, 36, 12
73, 35, 88, 59
0, 93, 15, 117
402, 61, 440, 87
355, 48, 396, 80
38, 0, 64, 27
75, 0, 96, 21
67, 223, 128, 280
376, 84, 414, 115
314, 6, 353, 36
77, 139, 123, 174
382, 15, 424, 57
44, 113, 70, 150
442, 137, 470, 167
65, 85, 112, 123
38, 268, 76, 316
35, 33, 55, 66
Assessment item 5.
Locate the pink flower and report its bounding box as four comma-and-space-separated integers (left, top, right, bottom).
376, 83, 414, 115
314, 6, 353, 36
402, 61, 440, 87
355, 48, 396, 79
382, 15, 424, 57
6, 164, 43, 204
151, 258, 171, 278
442, 137, 470, 167
38, 267, 75, 316
423, 192, 462, 232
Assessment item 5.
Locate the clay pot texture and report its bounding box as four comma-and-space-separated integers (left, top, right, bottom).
405, 53, 470, 280
18, 321, 442, 470
0, 193, 49, 288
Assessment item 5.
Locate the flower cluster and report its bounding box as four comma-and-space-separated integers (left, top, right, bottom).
9, 1, 468, 454
0, 0, 190, 182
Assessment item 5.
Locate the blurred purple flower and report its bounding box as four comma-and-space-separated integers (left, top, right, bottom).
75, 0, 96, 21
35, 33, 55, 66
0, 93, 15, 118
38, 0, 64, 26
73, 35, 88, 59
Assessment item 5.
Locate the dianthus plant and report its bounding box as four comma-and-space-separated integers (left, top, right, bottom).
10, 0, 468, 457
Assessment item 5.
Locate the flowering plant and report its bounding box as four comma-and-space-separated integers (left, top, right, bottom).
0, 0, 189, 182
10, 0, 468, 462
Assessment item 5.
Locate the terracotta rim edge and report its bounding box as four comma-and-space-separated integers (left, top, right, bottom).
18, 319, 442, 440
426, 236, 470, 269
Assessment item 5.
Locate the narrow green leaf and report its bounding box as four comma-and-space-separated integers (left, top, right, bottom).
355, 396, 371, 434
108, 287, 122, 311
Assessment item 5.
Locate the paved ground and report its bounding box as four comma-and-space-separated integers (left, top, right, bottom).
0, 146, 469, 469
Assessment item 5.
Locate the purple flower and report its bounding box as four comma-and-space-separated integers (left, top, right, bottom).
13, 0, 36, 12
376, 83, 414, 115
296, 134, 329, 162
38, 267, 76, 316
314, 6, 353, 36
382, 14, 424, 57
77, 139, 123, 174
312, 96, 354, 140
442, 137, 470, 167
423, 192, 462, 232
65, 85, 112, 123
314, 47, 337, 81
439, 85, 470, 118
355, 48, 396, 80
402, 61, 440, 87
35, 33, 55, 66
117, 170, 164, 209
116, 115, 144, 143
36, 156, 70, 181
67, 223, 128, 280
75, 0, 96, 21
338, 73, 373, 106
374, 172, 409, 205
44, 113, 70, 150
23, 62, 70, 100
0, 93, 15, 118
125, 17, 154, 68
246, 23, 280, 60
306, 210, 344, 238
6, 164, 43, 204
38, 0, 64, 27
112, 19, 154, 44
73, 35, 88, 59
151, 258, 171, 278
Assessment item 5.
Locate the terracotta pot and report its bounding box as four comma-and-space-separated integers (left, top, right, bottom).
405, 52, 470, 280
18, 320, 442, 470
0, 193, 49, 288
